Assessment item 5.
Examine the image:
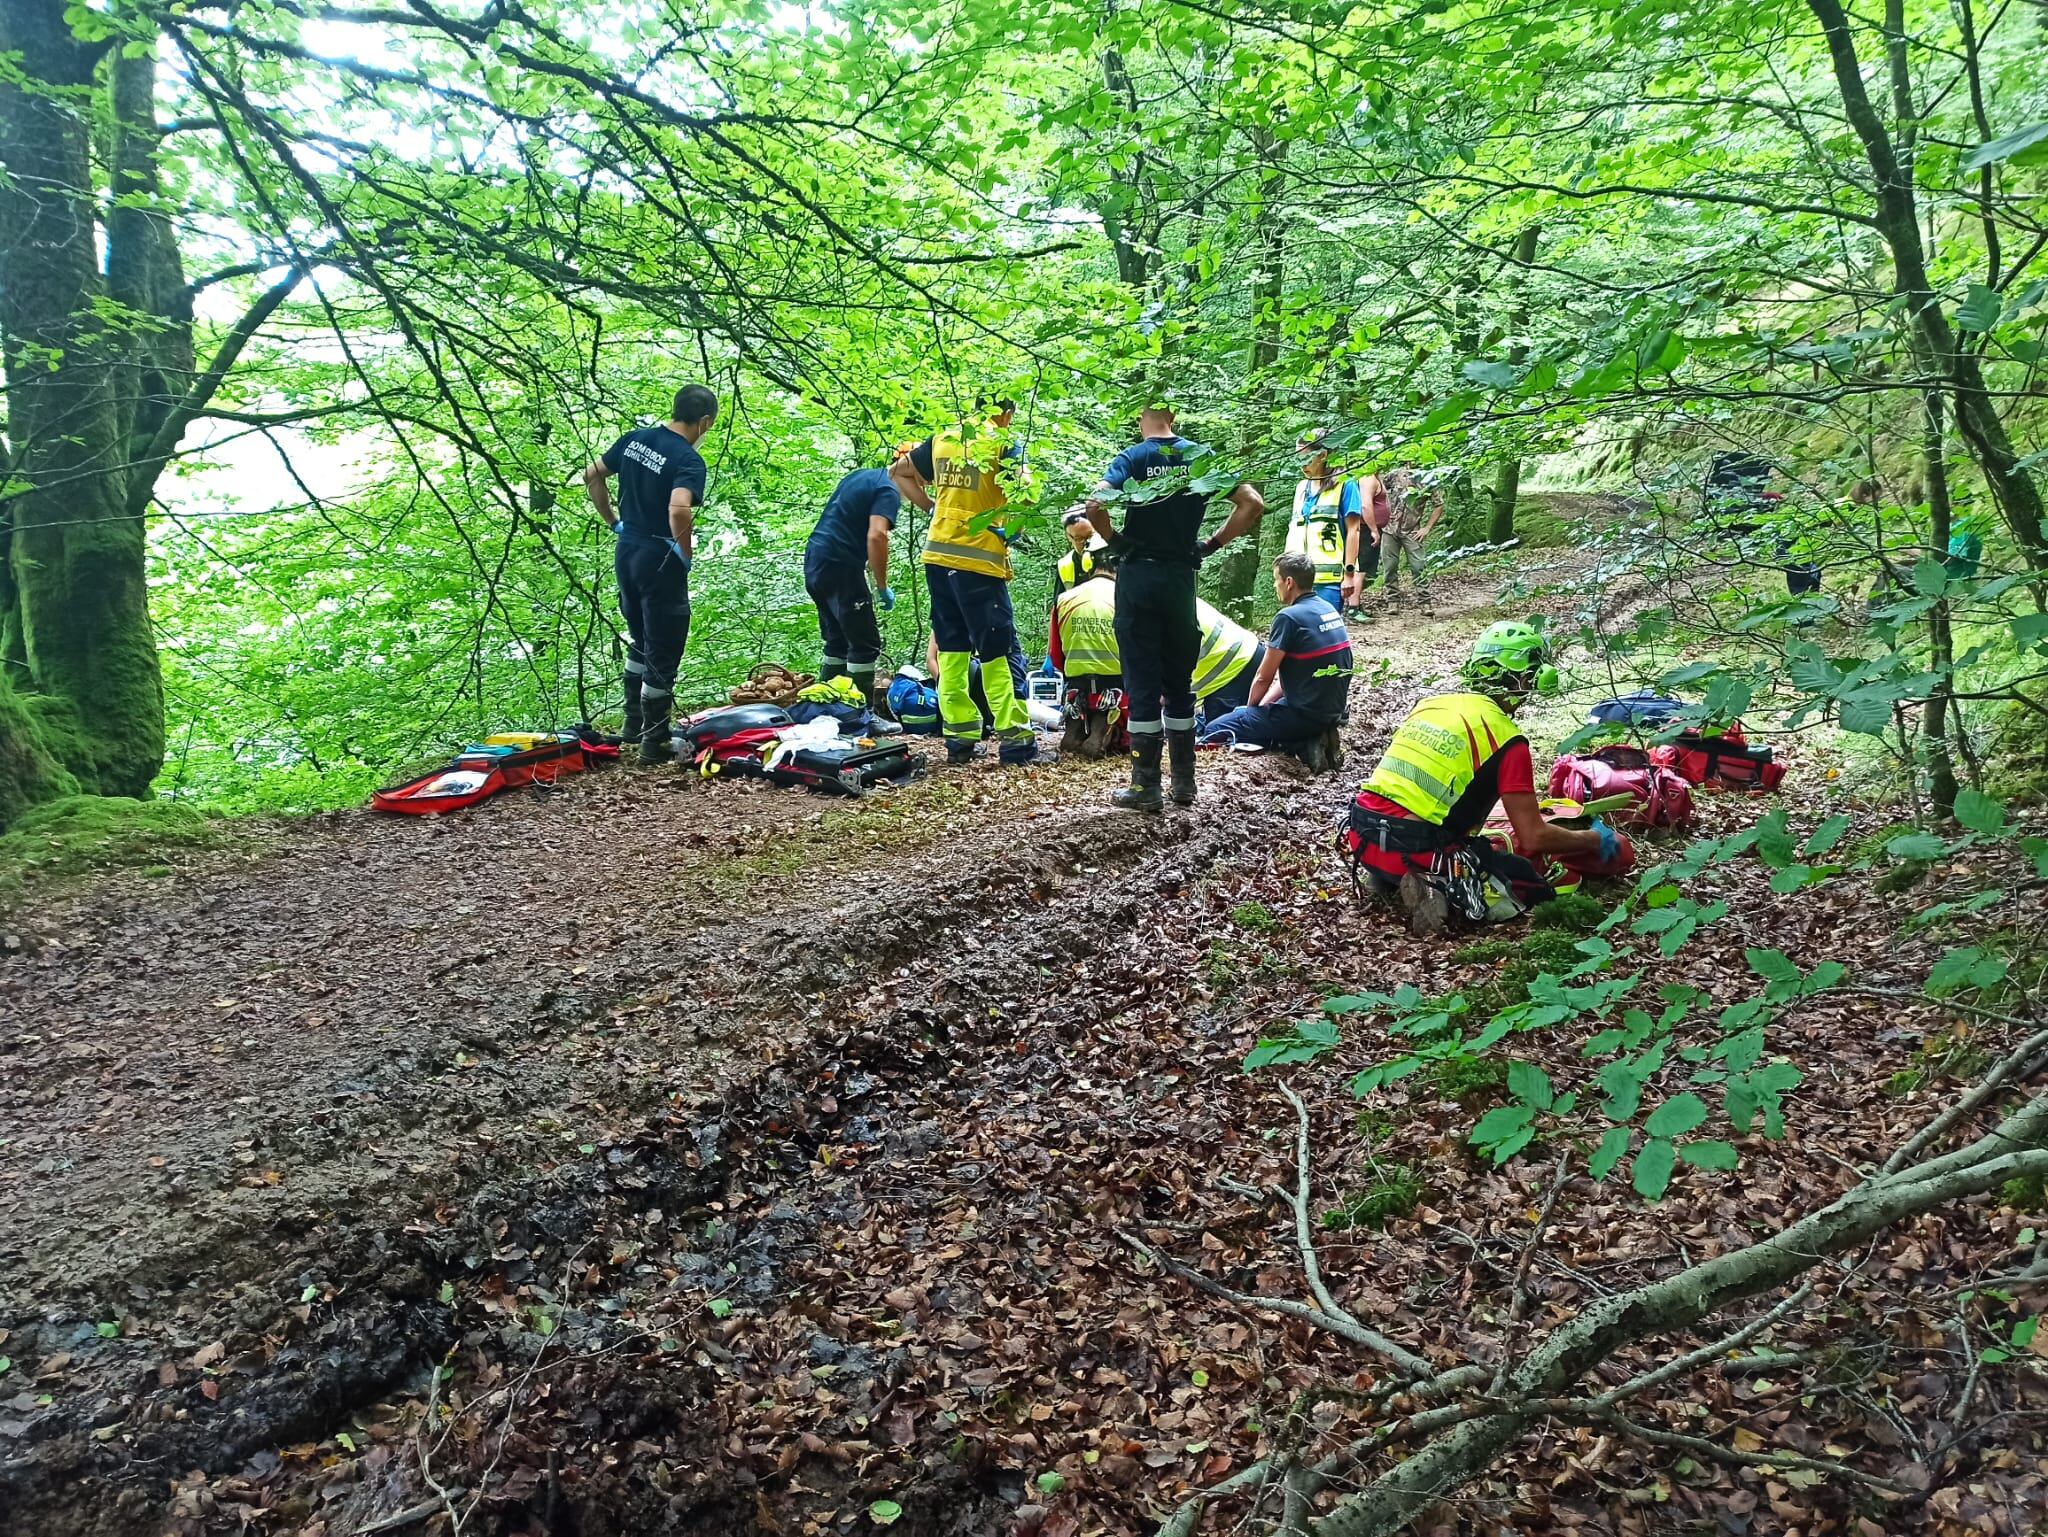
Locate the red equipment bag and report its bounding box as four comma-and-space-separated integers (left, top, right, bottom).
372, 736, 586, 814
693, 725, 785, 778
1648, 723, 1785, 791
1548, 745, 1695, 831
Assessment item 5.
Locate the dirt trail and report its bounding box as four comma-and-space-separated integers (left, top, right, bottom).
23, 540, 1977, 1537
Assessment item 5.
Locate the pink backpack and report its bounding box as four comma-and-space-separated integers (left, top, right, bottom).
1549, 745, 1695, 831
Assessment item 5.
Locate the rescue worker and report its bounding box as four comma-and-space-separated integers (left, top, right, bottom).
890, 399, 1038, 766
1345, 621, 1626, 935
1192, 601, 1266, 719
803, 461, 901, 714
583, 384, 718, 763
1051, 507, 1102, 601
1199, 552, 1353, 771
1086, 404, 1264, 811
1289, 431, 1366, 611
1047, 555, 1124, 757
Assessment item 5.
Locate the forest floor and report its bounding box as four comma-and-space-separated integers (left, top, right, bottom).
2, 514, 2043, 1537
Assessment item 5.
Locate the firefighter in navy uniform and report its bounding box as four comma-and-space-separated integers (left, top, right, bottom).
1086, 404, 1264, 811
583, 384, 718, 763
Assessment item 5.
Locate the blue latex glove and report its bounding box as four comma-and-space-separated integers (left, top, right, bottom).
993, 525, 1015, 546
877, 585, 896, 612
1593, 819, 1619, 862
609, 520, 623, 539
665, 539, 692, 573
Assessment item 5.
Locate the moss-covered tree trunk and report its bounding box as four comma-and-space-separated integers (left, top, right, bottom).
0, 0, 185, 806
1215, 129, 1288, 625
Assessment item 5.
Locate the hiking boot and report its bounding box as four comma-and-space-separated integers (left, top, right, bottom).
1398, 872, 1449, 937
1111, 734, 1164, 813
1060, 713, 1089, 758
1314, 726, 1345, 773
945, 739, 982, 766
1083, 710, 1115, 759
998, 734, 1040, 767
1165, 727, 1197, 807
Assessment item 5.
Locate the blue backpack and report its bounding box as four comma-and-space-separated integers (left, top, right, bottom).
887, 671, 940, 734
1588, 692, 1686, 728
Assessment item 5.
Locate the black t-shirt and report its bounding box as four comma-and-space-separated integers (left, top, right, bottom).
603, 425, 709, 536
1098, 436, 1212, 564
1269, 596, 1354, 723
807, 468, 901, 567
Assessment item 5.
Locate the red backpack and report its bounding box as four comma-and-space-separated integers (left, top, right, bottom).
1548, 745, 1695, 830
1647, 722, 1785, 791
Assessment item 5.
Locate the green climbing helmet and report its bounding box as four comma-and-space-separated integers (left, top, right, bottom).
1463, 620, 1560, 698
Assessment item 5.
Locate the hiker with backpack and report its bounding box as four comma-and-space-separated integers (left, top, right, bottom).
583, 383, 719, 763
890, 398, 1039, 767
1287, 430, 1367, 611
803, 461, 904, 716
1197, 552, 1352, 772
1085, 403, 1265, 811
1343, 622, 1628, 935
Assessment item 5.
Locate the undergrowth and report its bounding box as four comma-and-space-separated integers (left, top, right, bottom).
0, 795, 223, 910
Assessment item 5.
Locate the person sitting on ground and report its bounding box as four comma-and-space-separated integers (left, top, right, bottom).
1047, 549, 1126, 758
1190, 599, 1264, 722
1198, 552, 1353, 772
1345, 621, 1627, 935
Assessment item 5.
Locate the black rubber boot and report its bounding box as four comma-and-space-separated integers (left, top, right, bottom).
622, 670, 644, 746
1165, 728, 1197, 807
638, 690, 674, 765
1111, 734, 1164, 813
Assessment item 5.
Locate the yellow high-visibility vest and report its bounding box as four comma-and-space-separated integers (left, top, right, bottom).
1053, 546, 1098, 596
1191, 599, 1260, 699
921, 423, 1012, 580
1363, 692, 1524, 823
1053, 577, 1120, 676
1285, 477, 1353, 587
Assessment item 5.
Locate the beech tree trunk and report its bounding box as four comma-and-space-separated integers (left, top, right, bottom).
0, 0, 169, 799
1487, 226, 1542, 546
1807, 0, 2047, 560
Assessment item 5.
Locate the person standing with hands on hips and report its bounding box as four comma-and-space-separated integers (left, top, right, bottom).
583, 384, 718, 763
804, 459, 903, 715
1087, 402, 1263, 811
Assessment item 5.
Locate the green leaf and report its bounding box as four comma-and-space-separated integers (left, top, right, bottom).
1678, 1139, 1739, 1171
1037, 1471, 1068, 1494
0, 1357, 11, 1376
1927, 947, 2009, 997
438, 1281, 455, 1305
2012, 1317, 2039, 1350
1508, 1060, 1554, 1110
1886, 832, 1948, 860
95, 1321, 120, 1338
1961, 120, 2048, 172
1632, 1137, 1676, 1199
1803, 961, 1846, 994
1769, 864, 1821, 893
1745, 948, 1800, 984
869, 1499, 905, 1526
1801, 814, 1851, 857
1462, 359, 1519, 389
707, 1298, 734, 1319
1645, 1093, 1708, 1138
2014, 614, 2048, 654
1589, 1126, 1631, 1180
1953, 789, 2006, 834
2024, 836, 2048, 879
1954, 284, 2004, 334
1471, 1105, 1535, 1146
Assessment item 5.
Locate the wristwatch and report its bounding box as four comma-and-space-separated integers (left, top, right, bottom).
1344, 564, 1358, 575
